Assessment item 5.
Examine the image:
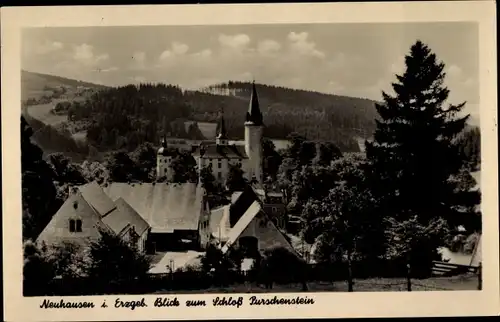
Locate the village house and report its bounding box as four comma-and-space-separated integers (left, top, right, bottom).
37, 182, 151, 253
103, 182, 210, 252
209, 185, 298, 259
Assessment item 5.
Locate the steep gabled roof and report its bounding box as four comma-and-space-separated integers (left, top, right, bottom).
103, 197, 151, 237
221, 200, 262, 254
78, 181, 116, 216
192, 144, 248, 159
229, 185, 260, 226
104, 182, 204, 233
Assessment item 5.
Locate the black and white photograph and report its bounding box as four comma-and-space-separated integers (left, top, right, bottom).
2, 2, 498, 320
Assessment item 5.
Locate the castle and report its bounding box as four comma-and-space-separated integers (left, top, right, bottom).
157, 82, 264, 184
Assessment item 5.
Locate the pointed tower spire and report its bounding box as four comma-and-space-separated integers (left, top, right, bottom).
162, 133, 167, 148
246, 80, 263, 126
216, 107, 228, 145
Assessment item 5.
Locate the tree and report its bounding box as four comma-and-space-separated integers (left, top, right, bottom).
21, 116, 59, 241
86, 228, 151, 294
313, 142, 342, 166
306, 154, 384, 291
48, 153, 87, 185
131, 142, 156, 182
288, 165, 338, 214
385, 215, 449, 285
225, 163, 247, 192
44, 241, 90, 279
23, 240, 55, 296
365, 40, 479, 231
170, 151, 198, 183
262, 138, 283, 181
455, 126, 481, 172
285, 132, 316, 166
106, 151, 137, 182
200, 164, 216, 192
81, 160, 109, 185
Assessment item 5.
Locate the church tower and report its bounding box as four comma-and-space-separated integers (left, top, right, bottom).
157, 134, 174, 180
244, 81, 264, 183
216, 109, 229, 146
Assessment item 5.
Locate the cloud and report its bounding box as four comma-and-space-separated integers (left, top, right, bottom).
218, 33, 251, 50
73, 43, 109, 66
159, 42, 190, 63
172, 42, 189, 55
129, 76, 146, 83
94, 66, 119, 73
287, 32, 325, 58
191, 49, 212, 59
257, 39, 281, 55
34, 41, 64, 55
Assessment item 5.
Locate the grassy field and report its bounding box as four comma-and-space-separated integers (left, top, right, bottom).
26, 103, 67, 126
153, 274, 479, 294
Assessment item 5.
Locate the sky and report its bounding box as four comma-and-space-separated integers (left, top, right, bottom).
22, 22, 479, 119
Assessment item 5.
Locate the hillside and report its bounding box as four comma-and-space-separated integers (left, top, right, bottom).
21, 72, 381, 155
21, 70, 108, 102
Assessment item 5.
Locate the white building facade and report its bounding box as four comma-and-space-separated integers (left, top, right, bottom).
157, 82, 264, 184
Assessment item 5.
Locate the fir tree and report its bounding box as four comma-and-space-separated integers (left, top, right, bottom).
365, 40, 480, 230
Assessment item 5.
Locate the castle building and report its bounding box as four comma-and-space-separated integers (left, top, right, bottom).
157, 82, 264, 184
156, 134, 175, 181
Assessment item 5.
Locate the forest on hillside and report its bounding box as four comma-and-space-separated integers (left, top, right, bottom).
61, 81, 379, 152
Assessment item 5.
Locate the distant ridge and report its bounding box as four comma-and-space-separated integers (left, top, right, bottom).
21, 70, 108, 101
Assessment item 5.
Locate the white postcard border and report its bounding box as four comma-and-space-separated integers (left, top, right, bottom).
2, 2, 498, 321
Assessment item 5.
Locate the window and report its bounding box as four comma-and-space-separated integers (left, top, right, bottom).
217, 172, 222, 179
209, 158, 212, 162
218, 161, 222, 169
76, 219, 82, 232
69, 219, 76, 232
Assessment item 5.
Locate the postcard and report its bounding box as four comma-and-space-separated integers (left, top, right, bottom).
1, 2, 498, 321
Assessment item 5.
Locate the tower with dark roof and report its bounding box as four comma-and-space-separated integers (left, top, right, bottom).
216, 108, 229, 146
244, 81, 264, 183
157, 134, 174, 180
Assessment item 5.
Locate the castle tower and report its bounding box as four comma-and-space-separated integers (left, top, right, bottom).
244, 81, 264, 183
157, 134, 174, 180
216, 108, 229, 146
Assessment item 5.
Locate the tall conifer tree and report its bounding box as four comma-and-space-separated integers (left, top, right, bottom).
366, 40, 480, 230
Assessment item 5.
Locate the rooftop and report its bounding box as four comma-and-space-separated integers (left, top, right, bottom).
192, 144, 248, 159
103, 182, 205, 233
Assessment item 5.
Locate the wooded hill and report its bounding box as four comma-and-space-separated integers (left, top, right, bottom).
58, 79, 379, 153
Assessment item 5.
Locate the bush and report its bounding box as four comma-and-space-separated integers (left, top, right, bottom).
259, 246, 307, 284
23, 240, 56, 296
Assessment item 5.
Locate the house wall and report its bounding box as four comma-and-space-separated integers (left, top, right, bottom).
198, 201, 212, 249
196, 156, 250, 183
244, 125, 263, 183
157, 155, 173, 180
236, 211, 296, 255
36, 193, 107, 249
137, 230, 149, 253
